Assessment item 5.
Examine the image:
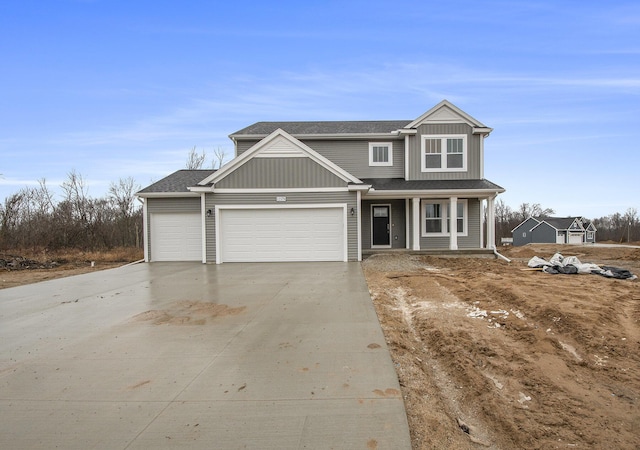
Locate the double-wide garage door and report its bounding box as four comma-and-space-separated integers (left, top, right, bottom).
219, 207, 345, 263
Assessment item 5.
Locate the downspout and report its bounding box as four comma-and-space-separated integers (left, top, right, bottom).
493, 248, 511, 262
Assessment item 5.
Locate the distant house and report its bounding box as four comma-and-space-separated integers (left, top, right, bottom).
512, 216, 596, 246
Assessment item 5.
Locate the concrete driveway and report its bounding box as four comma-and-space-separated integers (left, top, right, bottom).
0, 262, 411, 449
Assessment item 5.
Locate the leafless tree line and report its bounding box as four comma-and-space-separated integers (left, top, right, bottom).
0, 171, 142, 251
494, 200, 640, 243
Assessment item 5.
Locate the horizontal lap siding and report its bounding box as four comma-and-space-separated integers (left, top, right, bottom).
205, 192, 358, 262
146, 197, 201, 261
408, 123, 481, 180
215, 158, 346, 189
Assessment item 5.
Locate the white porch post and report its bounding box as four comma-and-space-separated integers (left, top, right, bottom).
487, 195, 496, 249
412, 197, 420, 250
480, 198, 485, 249
449, 196, 458, 250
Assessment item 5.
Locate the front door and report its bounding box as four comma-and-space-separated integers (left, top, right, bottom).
372, 205, 391, 247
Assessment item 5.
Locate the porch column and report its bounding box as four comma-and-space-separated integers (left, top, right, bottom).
449, 196, 458, 250
412, 197, 420, 250
486, 195, 496, 249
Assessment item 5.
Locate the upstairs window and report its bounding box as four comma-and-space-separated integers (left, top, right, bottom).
421, 135, 467, 172
369, 142, 393, 166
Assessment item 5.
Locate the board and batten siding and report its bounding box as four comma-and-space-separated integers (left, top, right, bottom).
361, 199, 407, 249
145, 197, 201, 261
418, 198, 481, 249
204, 191, 358, 262
215, 158, 347, 189
235, 138, 405, 179
408, 123, 481, 181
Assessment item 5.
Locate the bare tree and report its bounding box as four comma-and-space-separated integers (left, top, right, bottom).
185, 146, 206, 170
212, 147, 229, 169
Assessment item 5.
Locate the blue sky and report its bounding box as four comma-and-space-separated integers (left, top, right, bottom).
1, 0, 638, 219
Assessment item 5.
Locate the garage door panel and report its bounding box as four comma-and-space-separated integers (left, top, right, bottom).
220, 208, 345, 262
151, 213, 202, 261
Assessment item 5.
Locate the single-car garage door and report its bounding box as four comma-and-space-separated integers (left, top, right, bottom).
219, 207, 345, 263
151, 213, 202, 261
568, 233, 583, 244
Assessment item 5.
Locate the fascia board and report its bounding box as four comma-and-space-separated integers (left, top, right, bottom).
362, 188, 504, 199
531, 220, 558, 232
347, 184, 372, 192
406, 100, 488, 129
511, 217, 540, 233
136, 192, 201, 198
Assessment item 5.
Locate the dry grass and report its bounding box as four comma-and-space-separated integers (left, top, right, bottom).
3, 247, 143, 264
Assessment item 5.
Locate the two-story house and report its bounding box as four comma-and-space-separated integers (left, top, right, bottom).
137, 100, 505, 263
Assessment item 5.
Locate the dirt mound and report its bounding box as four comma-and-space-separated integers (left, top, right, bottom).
363, 249, 639, 449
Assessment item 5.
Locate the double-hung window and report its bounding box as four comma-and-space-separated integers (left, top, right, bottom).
421, 135, 467, 172
369, 142, 393, 166
422, 200, 468, 236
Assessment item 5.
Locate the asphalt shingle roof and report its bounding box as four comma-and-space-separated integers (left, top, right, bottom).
230, 120, 412, 137
537, 217, 580, 230
137, 169, 215, 194
359, 178, 505, 192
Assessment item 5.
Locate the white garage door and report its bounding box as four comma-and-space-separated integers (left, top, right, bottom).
151, 213, 202, 261
219, 207, 345, 263
568, 233, 583, 244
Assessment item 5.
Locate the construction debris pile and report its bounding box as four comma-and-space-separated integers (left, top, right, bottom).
0, 255, 60, 271
528, 253, 637, 280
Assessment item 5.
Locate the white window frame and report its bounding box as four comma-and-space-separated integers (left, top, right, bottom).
421, 199, 468, 237
369, 142, 393, 166
421, 135, 467, 172
587, 231, 594, 240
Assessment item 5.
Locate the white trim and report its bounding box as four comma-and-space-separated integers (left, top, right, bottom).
356, 191, 362, 261
142, 198, 149, 262
421, 134, 468, 173
212, 187, 350, 194
480, 199, 485, 248
200, 129, 362, 186
200, 193, 207, 264
232, 133, 405, 140
449, 197, 458, 250
348, 184, 372, 192
214, 203, 348, 264
412, 198, 420, 251
404, 135, 409, 180
487, 196, 496, 249
479, 135, 485, 179
137, 192, 201, 198
421, 199, 468, 237
370, 204, 392, 248
368, 142, 393, 167
406, 100, 488, 129
363, 188, 504, 199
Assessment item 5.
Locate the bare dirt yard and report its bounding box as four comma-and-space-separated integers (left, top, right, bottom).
0, 248, 143, 289
363, 244, 640, 449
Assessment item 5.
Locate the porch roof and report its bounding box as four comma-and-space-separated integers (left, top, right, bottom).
359, 178, 505, 194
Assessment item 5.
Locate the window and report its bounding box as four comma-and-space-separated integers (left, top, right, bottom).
422, 200, 468, 236
587, 231, 594, 240
369, 142, 393, 166
421, 135, 467, 172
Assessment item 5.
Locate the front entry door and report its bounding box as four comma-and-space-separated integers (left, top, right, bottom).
372, 205, 391, 247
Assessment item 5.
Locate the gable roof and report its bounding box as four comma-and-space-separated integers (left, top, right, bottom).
136, 169, 215, 196
229, 100, 490, 139
199, 128, 362, 186
539, 217, 583, 231
230, 120, 411, 138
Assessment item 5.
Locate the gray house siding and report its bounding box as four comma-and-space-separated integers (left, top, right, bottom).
204, 191, 358, 262
512, 217, 539, 246
215, 158, 347, 189
531, 223, 558, 244
407, 123, 481, 181
418, 198, 481, 249
145, 196, 201, 261
235, 138, 405, 179
361, 199, 407, 249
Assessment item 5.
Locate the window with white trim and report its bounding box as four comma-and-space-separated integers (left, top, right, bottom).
421, 135, 467, 172
422, 200, 468, 236
369, 142, 393, 166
